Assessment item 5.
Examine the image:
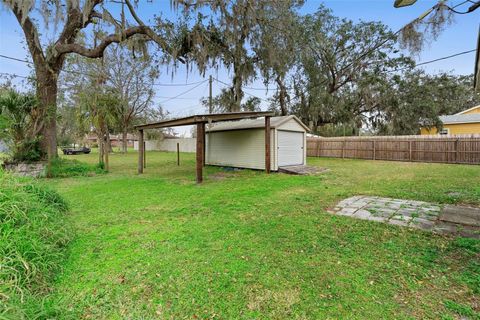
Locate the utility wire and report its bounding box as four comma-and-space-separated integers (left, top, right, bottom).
452, 0, 472, 8
0, 53, 209, 87
448, 0, 480, 13
0, 72, 33, 80
214, 77, 269, 102
158, 80, 207, 104
0, 54, 31, 64
2, 47, 475, 89
388, 49, 476, 73
151, 79, 208, 87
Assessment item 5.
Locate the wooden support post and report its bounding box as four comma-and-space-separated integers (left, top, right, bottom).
316, 140, 320, 157
138, 129, 144, 174
177, 142, 180, 166
342, 139, 345, 159
203, 125, 206, 167
143, 141, 146, 168
196, 123, 205, 183
265, 116, 271, 173
372, 140, 376, 160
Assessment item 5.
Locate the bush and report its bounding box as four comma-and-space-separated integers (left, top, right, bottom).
0, 171, 72, 318
11, 138, 45, 163
0, 89, 45, 163
49, 158, 106, 178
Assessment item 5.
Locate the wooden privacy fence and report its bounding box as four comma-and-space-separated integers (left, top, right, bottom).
307, 135, 480, 165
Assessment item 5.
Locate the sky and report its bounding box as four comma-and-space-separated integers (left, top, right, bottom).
0, 0, 479, 136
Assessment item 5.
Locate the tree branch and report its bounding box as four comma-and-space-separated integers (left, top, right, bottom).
10, 3, 45, 68
56, 26, 162, 58
51, 0, 103, 69
124, 0, 179, 58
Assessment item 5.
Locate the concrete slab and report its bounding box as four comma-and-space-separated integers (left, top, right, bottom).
329, 196, 480, 239
440, 205, 480, 227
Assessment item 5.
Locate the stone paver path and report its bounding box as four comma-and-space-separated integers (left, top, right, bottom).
330, 196, 480, 239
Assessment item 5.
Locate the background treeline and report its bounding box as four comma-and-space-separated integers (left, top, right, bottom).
1, 1, 479, 167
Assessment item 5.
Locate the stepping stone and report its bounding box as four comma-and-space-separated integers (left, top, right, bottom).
410, 218, 435, 231
440, 205, 480, 227
329, 196, 480, 239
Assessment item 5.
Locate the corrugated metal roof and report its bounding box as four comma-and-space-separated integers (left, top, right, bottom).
206, 115, 308, 132
440, 113, 480, 124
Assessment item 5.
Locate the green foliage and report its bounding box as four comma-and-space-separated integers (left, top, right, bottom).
10, 137, 45, 162
201, 88, 261, 113
0, 171, 71, 318
375, 72, 480, 135
289, 6, 413, 134
0, 89, 45, 162
49, 158, 106, 178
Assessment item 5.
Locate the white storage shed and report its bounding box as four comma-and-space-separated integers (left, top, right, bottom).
206, 115, 309, 171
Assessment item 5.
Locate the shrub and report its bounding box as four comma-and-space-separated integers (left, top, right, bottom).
11, 138, 45, 162
0, 171, 72, 318
49, 158, 106, 178
0, 89, 45, 163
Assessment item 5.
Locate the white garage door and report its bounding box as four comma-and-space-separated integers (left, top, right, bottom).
278, 130, 304, 166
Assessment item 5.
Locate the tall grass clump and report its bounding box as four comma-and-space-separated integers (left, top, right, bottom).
49, 157, 106, 178
0, 170, 72, 318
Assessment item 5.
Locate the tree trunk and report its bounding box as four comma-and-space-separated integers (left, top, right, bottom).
276, 76, 288, 116
36, 70, 59, 163
106, 132, 112, 153
98, 135, 104, 166
232, 64, 243, 112
122, 127, 128, 153
104, 139, 109, 171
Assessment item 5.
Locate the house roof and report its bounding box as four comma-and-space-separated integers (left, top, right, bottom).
455, 105, 480, 115
440, 113, 480, 125
206, 115, 310, 132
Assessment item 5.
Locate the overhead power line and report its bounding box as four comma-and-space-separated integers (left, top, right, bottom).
0, 72, 33, 80
158, 80, 208, 104
0, 54, 31, 64
390, 49, 476, 73
152, 80, 207, 87
214, 78, 269, 102
0, 53, 209, 87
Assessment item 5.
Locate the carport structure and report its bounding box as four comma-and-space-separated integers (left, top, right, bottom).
134, 111, 274, 183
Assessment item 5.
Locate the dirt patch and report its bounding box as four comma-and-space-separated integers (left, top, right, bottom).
208, 171, 236, 181
279, 165, 329, 175
246, 286, 301, 317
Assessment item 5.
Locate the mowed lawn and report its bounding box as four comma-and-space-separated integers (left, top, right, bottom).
46, 151, 479, 319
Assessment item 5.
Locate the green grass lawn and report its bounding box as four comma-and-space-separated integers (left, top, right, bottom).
45, 151, 479, 319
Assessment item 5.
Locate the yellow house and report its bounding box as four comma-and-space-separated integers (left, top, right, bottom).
420, 105, 480, 135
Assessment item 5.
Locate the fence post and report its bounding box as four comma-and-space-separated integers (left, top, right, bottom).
177, 142, 180, 166
372, 140, 376, 160
316, 140, 320, 157
455, 138, 459, 164
341, 139, 345, 159
409, 140, 412, 162
138, 129, 144, 174
143, 141, 146, 168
